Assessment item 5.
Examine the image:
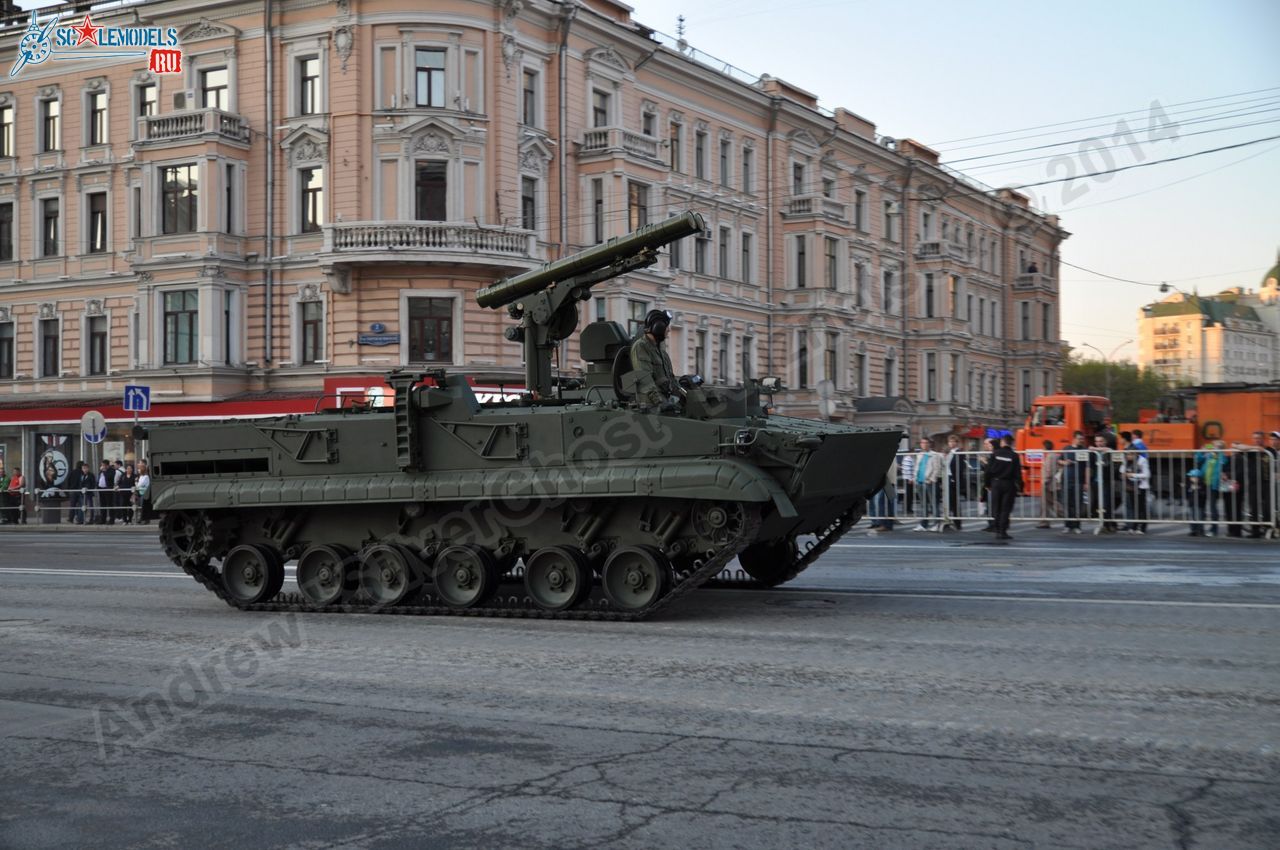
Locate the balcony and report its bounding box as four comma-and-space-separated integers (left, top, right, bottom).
319, 221, 542, 290
917, 240, 969, 262
135, 109, 250, 146
576, 127, 663, 164
1013, 272, 1054, 292
1153, 324, 1179, 335
783, 193, 847, 223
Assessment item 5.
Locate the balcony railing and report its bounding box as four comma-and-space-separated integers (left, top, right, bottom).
1153, 325, 1179, 335
323, 221, 537, 259
784, 193, 847, 221
137, 109, 250, 144
917, 240, 969, 262
1013, 272, 1052, 291
577, 127, 662, 162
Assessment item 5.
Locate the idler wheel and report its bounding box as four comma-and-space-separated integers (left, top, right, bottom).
221, 544, 285, 605
359, 544, 418, 606
601, 546, 671, 612
296, 544, 354, 607
524, 546, 593, 612
432, 545, 498, 609
736, 538, 801, 587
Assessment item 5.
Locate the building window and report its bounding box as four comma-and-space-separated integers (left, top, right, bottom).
695, 330, 707, 377
200, 68, 229, 110
407, 297, 453, 363
669, 121, 683, 172
521, 176, 537, 231
132, 186, 141, 239
950, 354, 960, 401
948, 275, 959, 317
924, 273, 935, 318
669, 236, 682, 270
822, 177, 835, 199
741, 336, 753, 380
882, 270, 894, 314
883, 200, 897, 242
977, 297, 986, 335
225, 164, 236, 233
0, 322, 13, 379
719, 139, 731, 188
163, 290, 199, 365
854, 189, 866, 231
591, 90, 610, 127
41, 198, 60, 256
300, 167, 323, 233
694, 130, 707, 179
223, 290, 234, 366
853, 262, 865, 308
88, 315, 107, 376
87, 91, 107, 146
641, 111, 655, 137
695, 232, 709, 275
301, 301, 323, 364
591, 178, 604, 244
792, 162, 804, 195
40, 98, 60, 151
885, 352, 897, 395
0, 105, 12, 157
414, 162, 447, 221
742, 146, 753, 192
852, 352, 865, 395
627, 182, 649, 231
718, 227, 730, 278
160, 165, 198, 234
1021, 369, 1032, 411
718, 333, 730, 382
967, 293, 974, 324
298, 56, 320, 115
740, 232, 753, 284
1043, 370, 1052, 397
0, 202, 12, 261
626, 300, 649, 337
797, 331, 809, 388
795, 235, 807, 288
1042, 303, 1052, 340
415, 49, 446, 107
137, 83, 156, 118
521, 69, 537, 126
87, 192, 108, 254
825, 237, 838, 290
40, 318, 59, 377
594, 298, 606, 322
824, 332, 838, 384
925, 352, 938, 401
990, 302, 998, 337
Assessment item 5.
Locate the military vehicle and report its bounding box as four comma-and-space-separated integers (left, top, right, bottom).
148, 211, 902, 620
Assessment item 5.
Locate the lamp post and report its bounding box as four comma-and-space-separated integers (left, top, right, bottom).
1080, 340, 1132, 399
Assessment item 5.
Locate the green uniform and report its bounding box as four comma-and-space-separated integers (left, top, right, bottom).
629, 336, 676, 406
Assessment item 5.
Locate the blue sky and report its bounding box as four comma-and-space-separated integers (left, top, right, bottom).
634, 0, 1280, 362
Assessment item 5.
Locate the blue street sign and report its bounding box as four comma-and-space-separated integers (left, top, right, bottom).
123, 385, 151, 413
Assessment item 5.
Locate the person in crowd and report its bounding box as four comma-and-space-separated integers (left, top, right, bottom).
1130, 429, 1150, 458
978, 437, 997, 532
1058, 431, 1088, 535
95, 460, 115, 525
868, 456, 897, 533
67, 461, 92, 524
944, 434, 966, 531
120, 463, 137, 525
1123, 449, 1151, 534
1037, 438, 1059, 529
912, 437, 944, 531
984, 435, 1023, 540
135, 460, 154, 524
1216, 440, 1244, 538
2, 466, 25, 524
1089, 433, 1120, 534
1237, 431, 1272, 539
1194, 441, 1228, 537
898, 449, 916, 524
1186, 468, 1207, 536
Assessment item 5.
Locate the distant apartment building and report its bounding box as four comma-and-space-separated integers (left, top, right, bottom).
1138, 261, 1280, 385
0, 0, 1066, 479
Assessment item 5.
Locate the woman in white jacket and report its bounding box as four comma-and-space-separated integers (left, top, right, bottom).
1123, 449, 1151, 534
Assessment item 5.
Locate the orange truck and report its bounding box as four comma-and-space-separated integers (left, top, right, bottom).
1014, 394, 1112, 495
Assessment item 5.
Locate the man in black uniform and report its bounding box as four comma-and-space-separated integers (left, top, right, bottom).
984, 434, 1022, 540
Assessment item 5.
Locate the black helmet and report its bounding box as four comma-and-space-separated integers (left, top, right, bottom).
643, 309, 673, 333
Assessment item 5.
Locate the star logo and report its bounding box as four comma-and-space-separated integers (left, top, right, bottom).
71, 14, 101, 47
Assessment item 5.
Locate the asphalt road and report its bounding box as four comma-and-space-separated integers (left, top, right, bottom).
1, 526, 1278, 849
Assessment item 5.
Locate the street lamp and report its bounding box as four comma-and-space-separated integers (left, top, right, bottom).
1080, 340, 1132, 399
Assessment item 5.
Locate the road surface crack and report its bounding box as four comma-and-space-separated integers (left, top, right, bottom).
1164, 778, 1216, 850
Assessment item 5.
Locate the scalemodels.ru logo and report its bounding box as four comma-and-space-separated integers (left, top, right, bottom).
9, 12, 183, 79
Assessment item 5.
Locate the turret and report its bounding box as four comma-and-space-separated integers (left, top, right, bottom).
476, 211, 705, 398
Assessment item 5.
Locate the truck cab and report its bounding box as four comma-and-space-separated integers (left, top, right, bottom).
1015, 394, 1111, 495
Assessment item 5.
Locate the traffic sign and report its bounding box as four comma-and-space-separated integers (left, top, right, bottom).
81, 411, 107, 444
124, 385, 151, 412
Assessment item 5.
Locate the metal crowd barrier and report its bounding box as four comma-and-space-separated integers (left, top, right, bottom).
867, 448, 1278, 538
0, 488, 153, 527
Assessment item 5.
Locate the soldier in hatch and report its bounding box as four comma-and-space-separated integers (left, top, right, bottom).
630, 309, 678, 410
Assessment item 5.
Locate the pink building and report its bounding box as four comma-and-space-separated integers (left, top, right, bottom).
0, 0, 1065, 479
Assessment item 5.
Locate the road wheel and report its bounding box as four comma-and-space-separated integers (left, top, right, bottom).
601, 546, 671, 612
525, 546, 593, 612
296, 544, 354, 607
222, 544, 285, 605
432, 545, 498, 609
737, 538, 801, 587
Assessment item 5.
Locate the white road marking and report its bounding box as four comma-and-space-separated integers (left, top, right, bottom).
831, 543, 1275, 558
776, 588, 1280, 610
0, 567, 296, 579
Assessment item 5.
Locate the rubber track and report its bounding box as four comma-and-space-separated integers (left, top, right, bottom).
168, 509, 762, 622
706, 506, 860, 589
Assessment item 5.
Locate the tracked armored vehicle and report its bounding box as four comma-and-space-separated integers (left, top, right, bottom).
149, 212, 902, 620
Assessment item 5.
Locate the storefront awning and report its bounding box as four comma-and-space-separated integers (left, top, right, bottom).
0, 393, 320, 427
